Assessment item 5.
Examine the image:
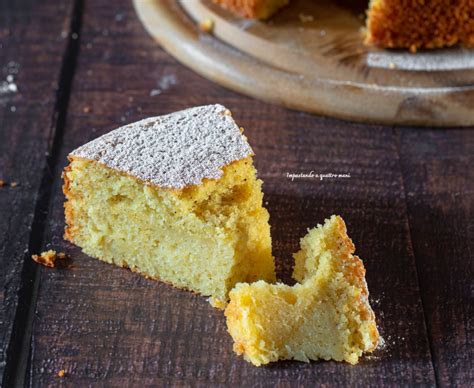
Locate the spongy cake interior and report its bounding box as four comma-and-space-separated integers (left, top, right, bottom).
366, 0, 474, 50
64, 156, 275, 302
225, 215, 379, 366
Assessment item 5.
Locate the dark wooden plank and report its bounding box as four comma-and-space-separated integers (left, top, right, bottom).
398, 128, 474, 387
27, 0, 438, 386
0, 0, 77, 384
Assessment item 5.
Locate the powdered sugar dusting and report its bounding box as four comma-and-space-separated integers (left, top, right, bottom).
149, 73, 178, 97
70, 104, 253, 189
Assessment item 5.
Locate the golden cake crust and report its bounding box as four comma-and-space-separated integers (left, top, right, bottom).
62, 163, 75, 243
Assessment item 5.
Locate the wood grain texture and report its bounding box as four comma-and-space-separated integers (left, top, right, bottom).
0, 0, 75, 383
27, 0, 438, 386
397, 128, 474, 387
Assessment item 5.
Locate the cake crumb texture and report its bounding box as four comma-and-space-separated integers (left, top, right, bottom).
214, 0, 473, 50
366, 0, 474, 50
64, 157, 275, 301
225, 215, 379, 366
213, 0, 289, 19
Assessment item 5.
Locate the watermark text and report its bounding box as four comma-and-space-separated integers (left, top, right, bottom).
286, 171, 351, 181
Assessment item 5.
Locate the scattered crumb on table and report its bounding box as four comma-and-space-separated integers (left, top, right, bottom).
298, 13, 314, 23
0, 180, 19, 187
199, 18, 214, 33
32, 250, 68, 268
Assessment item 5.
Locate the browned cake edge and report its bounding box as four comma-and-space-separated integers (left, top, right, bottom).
213, 0, 289, 19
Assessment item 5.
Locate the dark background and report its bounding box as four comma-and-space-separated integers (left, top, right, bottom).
0, 0, 472, 386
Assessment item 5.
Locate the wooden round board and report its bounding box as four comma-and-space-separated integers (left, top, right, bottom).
133, 0, 474, 126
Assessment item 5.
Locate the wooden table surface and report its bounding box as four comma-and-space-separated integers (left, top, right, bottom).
1, 0, 472, 386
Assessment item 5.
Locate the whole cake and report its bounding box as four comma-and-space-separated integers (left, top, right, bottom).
63, 104, 275, 304
225, 215, 379, 366
213, 0, 474, 51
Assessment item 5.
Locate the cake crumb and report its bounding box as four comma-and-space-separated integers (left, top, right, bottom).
57, 369, 65, 378
0, 179, 20, 188
199, 18, 214, 33
208, 297, 227, 310
83, 106, 91, 113
298, 13, 314, 23
32, 250, 68, 268
388, 62, 396, 69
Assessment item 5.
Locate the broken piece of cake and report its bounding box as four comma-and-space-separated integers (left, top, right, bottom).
63, 104, 275, 304
225, 215, 379, 366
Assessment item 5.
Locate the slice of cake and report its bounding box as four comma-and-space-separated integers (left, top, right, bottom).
63, 104, 275, 304
225, 215, 379, 366
366, 0, 474, 51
